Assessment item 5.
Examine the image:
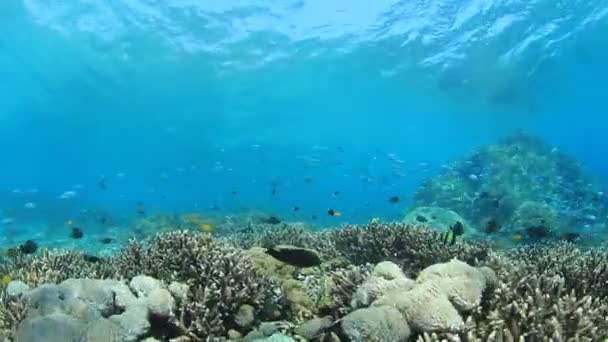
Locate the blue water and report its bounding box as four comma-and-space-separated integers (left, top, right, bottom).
1, 0, 607, 249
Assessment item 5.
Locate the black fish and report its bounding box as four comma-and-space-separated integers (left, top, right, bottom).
19, 240, 38, 254
272, 187, 277, 196
389, 196, 401, 204
98, 178, 107, 190
293, 206, 300, 211
327, 209, 335, 216
100, 237, 113, 244
333, 191, 340, 196
231, 191, 238, 196
263, 216, 282, 225
83, 254, 102, 263
71, 227, 84, 239
364, 202, 370, 208
265, 245, 323, 268
416, 215, 428, 223
561, 232, 580, 242
136, 202, 145, 216
483, 218, 500, 233
99, 216, 108, 225
450, 221, 465, 236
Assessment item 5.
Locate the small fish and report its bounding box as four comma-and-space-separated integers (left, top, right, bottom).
24, 202, 37, 209
66, 220, 73, 226
100, 237, 113, 244
59, 191, 77, 200
304, 176, 313, 183
416, 215, 428, 223
1, 274, 11, 286
262, 216, 282, 225
161, 194, 167, 200
98, 178, 107, 190
19, 240, 38, 254
99, 216, 108, 225
293, 206, 300, 211
389, 196, 401, 204
311, 215, 317, 220
511, 232, 523, 242
271, 187, 277, 196
231, 191, 238, 196
483, 218, 500, 233
364, 202, 370, 207
332, 191, 340, 197
70, 227, 84, 239
1, 218, 15, 225
200, 223, 214, 232
327, 209, 342, 217
136, 202, 145, 216
440, 229, 456, 246
265, 245, 323, 267
450, 221, 465, 235
83, 254, 102, 263
183, 213, 201, 224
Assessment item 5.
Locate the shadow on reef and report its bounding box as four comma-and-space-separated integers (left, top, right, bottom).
413, 133, 608, 247
2, 220, 608, 341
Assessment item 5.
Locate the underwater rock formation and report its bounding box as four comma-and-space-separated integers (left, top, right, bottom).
14, 276, 181, 342
413, 133, 608, 244
339, 259, 496, 340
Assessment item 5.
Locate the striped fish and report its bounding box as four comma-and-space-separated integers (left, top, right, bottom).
440, 228, 457, 246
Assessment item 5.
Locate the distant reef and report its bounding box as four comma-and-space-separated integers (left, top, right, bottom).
2, 221, 608, 341
412, 133, 608, 245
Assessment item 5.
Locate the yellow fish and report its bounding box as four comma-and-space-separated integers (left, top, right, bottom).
1, 274, 11, 286
182, 213, 201, 225
511, 233, 523, 242
199, 223, 213, 232
67, 220, 73, 226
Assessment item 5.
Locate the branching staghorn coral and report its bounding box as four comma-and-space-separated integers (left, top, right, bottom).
503, 242, 608, 299
0, 249, 114, 287
412, 250, 608, 341
0, 292, 27, 340
113, 230, 283, 339
329, 221, 491, 276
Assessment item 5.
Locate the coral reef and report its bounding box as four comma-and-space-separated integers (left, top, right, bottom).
2, 221, 608, 340
329, 221, 491, 277
11, 276, 182, 341
112, 230, 283, 339
413, 133, 608, 244
338, 259, 496, 341
0, 249, 114, 287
